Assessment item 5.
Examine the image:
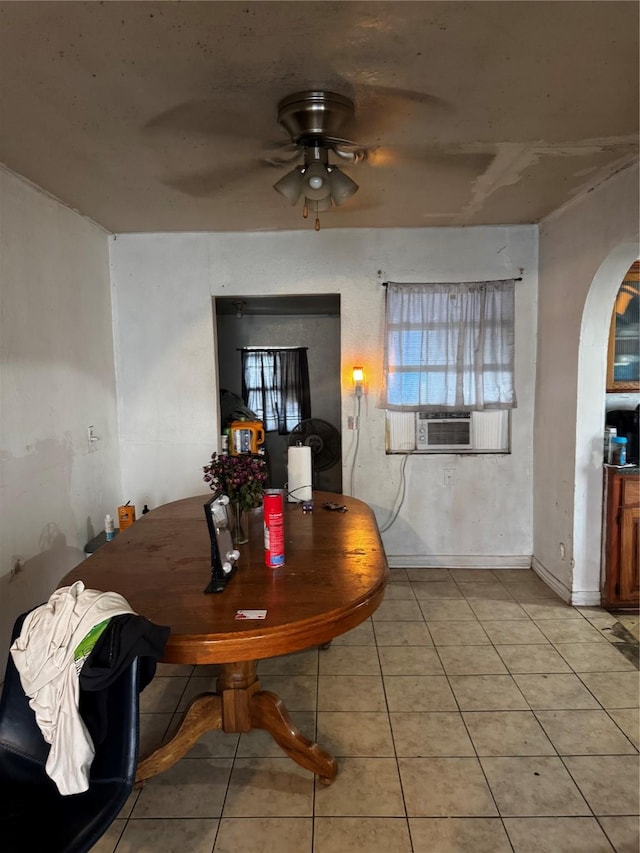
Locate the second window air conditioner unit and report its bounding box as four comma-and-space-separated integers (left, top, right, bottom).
416, 412, 472, 451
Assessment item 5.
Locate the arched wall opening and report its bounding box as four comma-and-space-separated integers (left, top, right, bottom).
573, 242, 639, 603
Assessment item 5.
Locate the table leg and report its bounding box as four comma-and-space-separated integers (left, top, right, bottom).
135, 692, 223, 785
135, 660, 338, 786
250, 689, 338, 785
217, 661, 338, 783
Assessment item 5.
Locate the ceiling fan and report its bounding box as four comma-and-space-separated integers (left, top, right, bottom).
144, 84, 456, 212
269, 90, 372, 230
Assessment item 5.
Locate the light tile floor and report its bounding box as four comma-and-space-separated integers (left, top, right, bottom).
92, 568, 639, 853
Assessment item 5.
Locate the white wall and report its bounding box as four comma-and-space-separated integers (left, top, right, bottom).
536, 164, 639, 604
111, 226, 537, 567
110, 235, 220, 511
0, 169, 120, 661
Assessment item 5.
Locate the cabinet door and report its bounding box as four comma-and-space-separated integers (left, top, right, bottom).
607, 262, 639, 392
618, 504, 640, 603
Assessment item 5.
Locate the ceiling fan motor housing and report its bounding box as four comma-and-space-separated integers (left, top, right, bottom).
277, 91, 355, 143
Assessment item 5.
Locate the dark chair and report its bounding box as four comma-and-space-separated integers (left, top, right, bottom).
0, 613, 140, 853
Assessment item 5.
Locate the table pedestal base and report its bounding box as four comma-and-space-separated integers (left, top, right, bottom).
135, 660, 338, 786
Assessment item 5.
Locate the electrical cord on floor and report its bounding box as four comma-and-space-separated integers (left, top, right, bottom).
379, 453, 409, 532
349, 394, 362, 496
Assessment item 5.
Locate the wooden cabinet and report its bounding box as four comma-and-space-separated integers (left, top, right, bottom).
602, 466, 639, 608
606, 261, 639, 393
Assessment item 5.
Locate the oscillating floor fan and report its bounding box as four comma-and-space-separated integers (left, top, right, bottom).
287, 418, 341, 488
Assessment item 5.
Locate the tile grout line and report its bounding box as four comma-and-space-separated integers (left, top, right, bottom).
371, 614, 414, 847
311, 640, 321, 850
439, 575, 534, 846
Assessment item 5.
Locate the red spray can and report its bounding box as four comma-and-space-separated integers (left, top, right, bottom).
263, 490, 285, 568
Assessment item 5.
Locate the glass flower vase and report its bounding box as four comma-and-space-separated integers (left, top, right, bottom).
230, 501, 248, 546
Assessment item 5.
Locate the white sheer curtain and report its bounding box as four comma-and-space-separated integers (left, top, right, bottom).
381, 280, 517, 411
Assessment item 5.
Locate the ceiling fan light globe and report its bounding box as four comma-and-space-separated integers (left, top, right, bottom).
273, 167, 304, 205
328, 167, 359, 206
302, 162, 332, 201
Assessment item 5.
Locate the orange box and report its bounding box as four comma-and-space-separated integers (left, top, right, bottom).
117, 504, 136, 530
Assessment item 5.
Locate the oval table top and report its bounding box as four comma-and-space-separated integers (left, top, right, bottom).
60, 492, 389, 664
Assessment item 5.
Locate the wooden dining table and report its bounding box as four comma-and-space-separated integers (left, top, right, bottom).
60, 491, 388, 785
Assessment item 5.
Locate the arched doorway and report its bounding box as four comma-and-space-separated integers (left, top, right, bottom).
573, 243, 639, 604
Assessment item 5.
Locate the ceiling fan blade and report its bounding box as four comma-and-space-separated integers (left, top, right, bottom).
364, 85, 451, 113
345, 84, 453, 143
263, 152, 301, 168
143, 99, 271, 144
262, 138, 299, 152
260, 140, 302, 167
162, 164, 262, 197
360, 144, 494, 172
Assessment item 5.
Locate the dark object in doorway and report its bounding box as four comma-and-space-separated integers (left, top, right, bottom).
606, 406, 639, 464
220, 388, 260, 427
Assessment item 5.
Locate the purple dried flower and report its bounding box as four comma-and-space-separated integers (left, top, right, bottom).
202, 450, 268, 511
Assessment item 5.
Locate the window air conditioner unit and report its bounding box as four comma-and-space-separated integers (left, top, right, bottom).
416, 412, 472, 451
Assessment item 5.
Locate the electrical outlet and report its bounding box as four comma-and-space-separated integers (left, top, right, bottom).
347, 416, 355, 430
444, 468, 455, 485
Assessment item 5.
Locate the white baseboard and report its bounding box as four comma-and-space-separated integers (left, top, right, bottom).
570, 590, 603, 607
531, 557, 571, 603
387, 555, 532, 569
388, 554, 602, 606
530, 556, 601, 606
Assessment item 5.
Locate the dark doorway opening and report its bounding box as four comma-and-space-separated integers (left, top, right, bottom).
215, 294, 342, 494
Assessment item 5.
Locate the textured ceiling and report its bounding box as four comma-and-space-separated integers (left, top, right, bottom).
0, 1, 638, 233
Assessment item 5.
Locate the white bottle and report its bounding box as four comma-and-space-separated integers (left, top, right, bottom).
105, 514, 115, 541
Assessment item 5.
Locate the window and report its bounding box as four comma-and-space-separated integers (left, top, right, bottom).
241, 348, 311, 434
381, 280, 516, 453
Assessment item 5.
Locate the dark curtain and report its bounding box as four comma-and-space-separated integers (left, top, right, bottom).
241, 348, 311, 434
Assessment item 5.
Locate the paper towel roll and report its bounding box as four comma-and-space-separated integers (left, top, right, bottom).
287, 445, 313, 502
